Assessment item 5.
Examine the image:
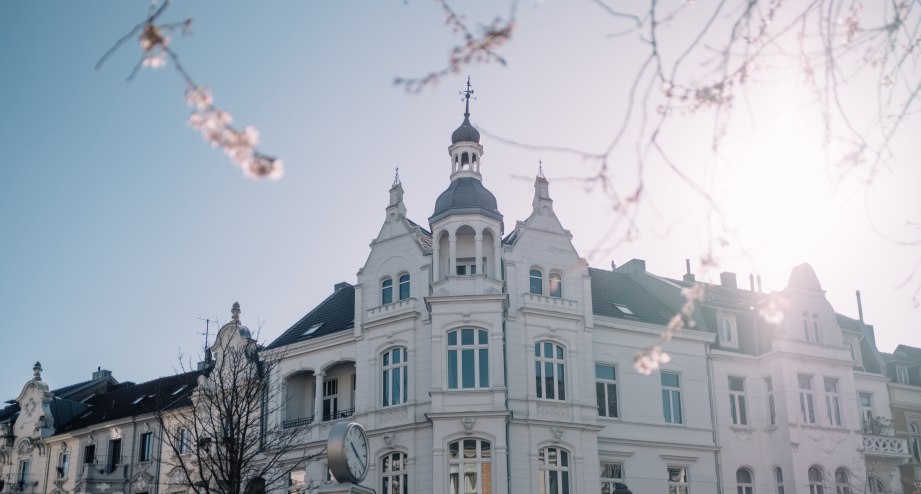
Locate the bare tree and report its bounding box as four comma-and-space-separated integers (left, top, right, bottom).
152, 304, 323, 494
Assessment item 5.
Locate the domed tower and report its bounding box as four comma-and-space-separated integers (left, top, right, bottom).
429, 78, 504, 285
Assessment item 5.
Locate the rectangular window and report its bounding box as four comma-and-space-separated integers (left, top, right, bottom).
535, 342, 566, 401
323, 378, 339, 421
799, 376, 816, 424
859, 392, 873, 430
108, 438, 122, 471
447, 329, 489, 390
58, 452, 69, 478
456, 258, 478, 276
718, 314, 738, 348
728, 376, 748, 426
595, 364, 619, 418
765, 377, 776, 426
83, 444, 95, 464
19, 460, 30, 484
897, 366, 910, 385
178, 428, 189, 455
667, 466, 689, 494
138, 433, 152, 462
824, 379, 842, 426
601, 462, 624, 492
661, 372, 683, 424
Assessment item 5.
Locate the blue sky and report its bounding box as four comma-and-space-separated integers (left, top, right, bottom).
1, 1, 919, 397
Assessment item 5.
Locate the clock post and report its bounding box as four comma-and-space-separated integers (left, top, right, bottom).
317, 421, 375, 494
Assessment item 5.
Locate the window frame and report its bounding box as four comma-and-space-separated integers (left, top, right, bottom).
736, 468, 754, 494
57, 451, 69, 479
728, 376, 748, 426
138, 433, 152, 462
18, 459, 30, 484
834, 468, 852, 494
548, 271, 563, 298
910, 422, 921, 462
382, 277, 393, 305
534, 341, 567, 401
774, 467, 784, 494
765, 377, 776, 426
178, 428, 190, 455
398, 274, 410, 301
799, 376, 816, 424
323, 377, 339, 421
896, 365, 910, 385
600, 462, 625, 492
858, 392, 873, 429
447, 328, 490, 390
667, 465, 690, 494
447, 438, 492, 494
382, 347, 409, 407
529, 268, 543, 295
537, 446, 571, 494
661, 371, 684, 424
595, 363, 619, 419
380, 451, 409, 494
824, 379, 842, 427
718, 313, 738, 348
808, 466, 825, 494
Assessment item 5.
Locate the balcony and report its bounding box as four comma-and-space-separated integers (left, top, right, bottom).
432, 275, 504, 297
366, 298, 419, 326
862, 434, 911, 459
521, 293, 579, 315
282, 416, 314, 429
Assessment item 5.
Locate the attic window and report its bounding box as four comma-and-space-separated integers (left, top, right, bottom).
172, 385, 187, 396
303, 323, 323, 336
132, 396, 146, 405
79, 410, 93, 419
614, 304, 634, 315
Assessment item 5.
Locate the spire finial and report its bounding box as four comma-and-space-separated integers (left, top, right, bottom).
393, 166, 401, 186
459, 76, 475, 117
538, 159, 545, 178
231, 302, 241, 323
33, 361, 42, 381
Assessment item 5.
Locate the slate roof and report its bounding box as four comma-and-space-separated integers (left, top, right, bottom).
56, 371, 201, 434
430, 177, 502, 224
1, 374, 120, 426
451, 115, 480, 144
267, 283, 355, 349
589, 268, 675, 326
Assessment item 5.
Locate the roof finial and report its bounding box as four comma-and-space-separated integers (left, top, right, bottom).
393, 166, 401, 186
33, 361, 42, 381
231, 302, 241, 323
538, 159, 545, 178
459, 76, 475, 117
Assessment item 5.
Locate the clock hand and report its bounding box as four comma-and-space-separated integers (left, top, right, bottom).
349, 442, 366, 469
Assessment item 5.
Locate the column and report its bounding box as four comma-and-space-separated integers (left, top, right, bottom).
314, 371, 326, 422
432, 234, 440, 281
493, 236, 502, 279
474, 231, 483, 275
448, 231, 457, 276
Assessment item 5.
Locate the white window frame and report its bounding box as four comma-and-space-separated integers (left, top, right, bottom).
455, 257, 481, 276
138, 433, 152, 462
548, 271, 563, 298
897, 365, 910, 385
447, 329, 489, 390
595, 364, 619, 418
18, 459, 30, 484
808, 466, 825, 494
824, 379, 842, 427
799, 376, 816, 424
736, 468, 754, 494
178, 428, 190, 455
382, 277, 393, 305
600, 462, 625, 492
398, 273, 410, 301
382, 347, 408, 407
910, 422, 921, 462
535, 341, 566, 401
538, 446, 571, 494
57, 451, 69, 479
718, 313, 739, 349
667, 465, 690, 494
728, 376, 748, 426
835, 468, 852, 494
774, 467, 784, 494
867, 476, 885, 494
529, 268, 543, 295
859, 392, 873, 430
662, 371, 683, 424
322, 378, 339, 421
447, 439, 492, 494
380, 451, 409, 494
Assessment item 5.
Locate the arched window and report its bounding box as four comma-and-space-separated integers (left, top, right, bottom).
774, 467, 784, 494
834, 468, 851, 494
549, 272, 562, 298
812, 313, 821, 342
538, 447, 571, 494
448, 439, 491, 494
808, 466, 824, 494
535, 341, 566, 400
447, 329, 489, 389
910, 422, 921, 462
381, 451, 408, 494
244, 477, 265, 494
382, 347, 408, 407
867, 476, 886, 494
461, 152, 470, 165
529, 269, 543, 295
382, 278, 393, 305
398, 274, 410, 301
736, 468, 754, 494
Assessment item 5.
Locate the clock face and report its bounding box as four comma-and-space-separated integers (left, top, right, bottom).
344, 424, 369, 482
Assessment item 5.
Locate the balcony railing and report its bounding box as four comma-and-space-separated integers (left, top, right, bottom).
862, 434, 911, 458
282, 416, 314, 429
323, 408, 354, 422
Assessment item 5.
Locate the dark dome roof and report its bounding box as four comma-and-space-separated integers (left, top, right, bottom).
430, 177, 502, 223
451, 116, 480, 144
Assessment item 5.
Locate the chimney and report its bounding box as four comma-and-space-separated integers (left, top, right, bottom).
334, 282, 351, 292
683, 259, 696, 283
757, 275, 763, 293
856, 290, 864, 323
92, 367, 112, 380
720, 271, 738, 289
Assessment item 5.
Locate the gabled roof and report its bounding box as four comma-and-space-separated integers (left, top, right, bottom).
267, 283, 355, 349
56, 371, 201, 434
0, 373, 120, 425
589, 268, 674, 326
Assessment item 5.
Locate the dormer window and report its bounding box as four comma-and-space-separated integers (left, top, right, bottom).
303, 323, 323, 336
717, 314, 739, 349
897, 365, 910, 385
802, 312, 821, 343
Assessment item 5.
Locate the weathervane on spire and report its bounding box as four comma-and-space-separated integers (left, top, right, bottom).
538, 159, 545, 178
393, 166, 401, 186
459, 76, 475, 117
